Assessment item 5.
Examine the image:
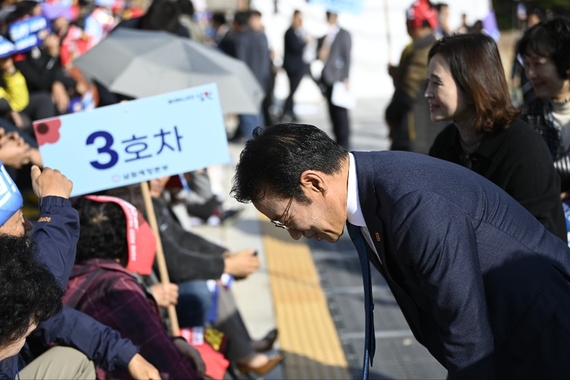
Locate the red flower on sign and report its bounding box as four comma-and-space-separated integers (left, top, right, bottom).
33, 118, 62, 147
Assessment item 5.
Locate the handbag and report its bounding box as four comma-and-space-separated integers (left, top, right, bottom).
180, 327, 230, 380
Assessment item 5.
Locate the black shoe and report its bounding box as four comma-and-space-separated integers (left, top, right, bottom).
219, 208, 244, 224
251, 329, 279, 352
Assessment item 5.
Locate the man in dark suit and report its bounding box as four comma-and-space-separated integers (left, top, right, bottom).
317, 12, 351, 149
231, 123, 570, 379
219, 10, 270, 140
282, 10, 308, 122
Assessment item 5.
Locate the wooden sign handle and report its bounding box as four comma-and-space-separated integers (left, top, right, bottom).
140, 181, 180, 336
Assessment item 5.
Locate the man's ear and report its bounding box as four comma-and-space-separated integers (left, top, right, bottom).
300, 170, 326, 194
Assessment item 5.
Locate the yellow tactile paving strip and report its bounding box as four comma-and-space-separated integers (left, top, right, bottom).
260, 213, 351, 379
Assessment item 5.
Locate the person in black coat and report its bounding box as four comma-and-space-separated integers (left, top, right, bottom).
282, 10, 308, 122
427, 33, 566, 242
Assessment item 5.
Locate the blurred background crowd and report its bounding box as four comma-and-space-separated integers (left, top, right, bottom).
0, 0, 569, 378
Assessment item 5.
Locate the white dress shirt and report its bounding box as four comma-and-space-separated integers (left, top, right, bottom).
346, 153, 382, 264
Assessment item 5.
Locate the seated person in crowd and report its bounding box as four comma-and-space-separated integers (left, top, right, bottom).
67, 195, 203, 379
0, 53, 47, 168
147, 176, 283, 376
168, 170, 242, 226
6, 2, 72, 116
0, 55, 29, 130
0, 235, 64, 363
0, 165, 159, 379
0, 126, 42, 168
104, 179, 282, 376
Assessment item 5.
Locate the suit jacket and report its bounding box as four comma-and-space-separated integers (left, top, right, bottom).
352, 151, 570, 379
317, 28, 351, 86
150, 197, 226, 283
235, 29, 271, 89
283, 26, 306, 73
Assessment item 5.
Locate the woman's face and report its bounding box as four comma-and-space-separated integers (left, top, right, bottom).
524, 53, 570, 101
425, 54, 471, 123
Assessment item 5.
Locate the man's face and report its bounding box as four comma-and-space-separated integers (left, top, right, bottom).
0, 209, 33, 237
327, 13, 338, 25
438, 5, 449, 22
249, 15, 262, 31
253, 185, 347, 243
292, 13, 302, 28
527, 14, 540, 28
0, 322, 37, 361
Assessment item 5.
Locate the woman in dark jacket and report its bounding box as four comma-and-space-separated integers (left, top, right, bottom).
426, 33, 567, 242
517, 17, 570, 194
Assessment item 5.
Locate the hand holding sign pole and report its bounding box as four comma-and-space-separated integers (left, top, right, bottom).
33, 83, 231, 336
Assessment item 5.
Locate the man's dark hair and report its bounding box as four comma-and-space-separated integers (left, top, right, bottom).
528, 8, 544, 22
517, 17, 570, 80
0, 236, 63, 346
212, 12, 226, 26
177, 0, 194, 17
435, 3, 448, 12
428, 33, 520, 132
231, 124, 348, 204
73, 198, 127, 263
233, 11, 249, 27
141, 0, 182, 34
326, 11, 338, 22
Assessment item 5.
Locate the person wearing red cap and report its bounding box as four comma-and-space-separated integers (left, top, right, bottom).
385, 0, 438, 152
66, 196, 203, 379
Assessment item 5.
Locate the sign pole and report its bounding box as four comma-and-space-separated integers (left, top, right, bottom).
140, 181, 180, 336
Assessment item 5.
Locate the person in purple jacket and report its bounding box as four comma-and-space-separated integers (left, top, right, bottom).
0, 164, 161, 380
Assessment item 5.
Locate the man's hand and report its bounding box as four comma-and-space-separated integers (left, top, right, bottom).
173, 338, 206, 377
0, 139, 30, 168
127, 353, 161, 380
150, 282, 179, 308
30, 166, 73, 199
223, 249, 260, 279
27, 148, 43, 167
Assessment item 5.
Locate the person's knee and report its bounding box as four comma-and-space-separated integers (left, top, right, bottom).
20, 346, 96, 380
